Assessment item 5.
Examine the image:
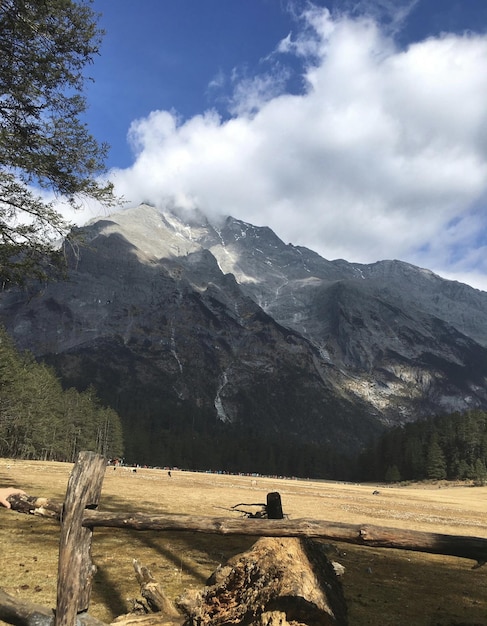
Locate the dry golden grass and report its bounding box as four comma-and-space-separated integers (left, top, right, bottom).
1, 458, 487, 625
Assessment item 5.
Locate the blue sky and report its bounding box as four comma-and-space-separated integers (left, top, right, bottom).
78, 0, 487, 291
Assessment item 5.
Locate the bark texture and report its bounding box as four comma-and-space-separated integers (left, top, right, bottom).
55, 451, 107, 626
176, 537, 348, 625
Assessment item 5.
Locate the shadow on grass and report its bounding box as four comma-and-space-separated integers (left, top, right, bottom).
91, 563, 129, 619
337, 542, 487, 626
127, 529, 256, 584
95, 493, 256, 579
0, 470, 19, 487
87, 491, 258, 615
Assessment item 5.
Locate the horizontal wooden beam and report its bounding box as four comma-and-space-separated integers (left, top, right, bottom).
8, 494, 487, 566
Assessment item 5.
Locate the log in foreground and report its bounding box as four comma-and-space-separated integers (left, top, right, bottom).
0, 588, 105, 626
113, 538, 347, 626
82, 511, 487, 566
176, 537, 348, 625
7, 494, 487, 565
1, 536, 347, 626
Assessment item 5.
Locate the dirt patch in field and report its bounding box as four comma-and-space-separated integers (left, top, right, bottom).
1, 459, 486, 625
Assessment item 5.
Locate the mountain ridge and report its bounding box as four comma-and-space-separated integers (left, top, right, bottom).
0, 203, 486, 471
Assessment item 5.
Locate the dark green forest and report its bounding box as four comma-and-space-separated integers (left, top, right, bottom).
0, 326, 124, 461
133, 422, 354, 479
358, 409, 487, 484
3, 318, 487, 483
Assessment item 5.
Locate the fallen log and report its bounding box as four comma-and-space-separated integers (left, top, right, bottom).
6, 494, 62, 518
0, 533, 347, 625
0, 589, 54, 626
176, 537, 347, 625
0, 588, 105, 626
0, 586, 180, 626
7, 494, 487, 565
112, 538, 347, 626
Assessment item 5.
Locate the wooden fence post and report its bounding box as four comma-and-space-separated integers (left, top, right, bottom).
54, 451, 106, 626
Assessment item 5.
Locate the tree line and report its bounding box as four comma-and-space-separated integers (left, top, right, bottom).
149, 427, 354, 480
3, 313, 487, 484
358, 409, 487, 484
0, 326, 123, 461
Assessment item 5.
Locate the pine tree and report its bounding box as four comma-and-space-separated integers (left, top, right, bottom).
0, 0, 115, 284
0, 324, 124, 460
426, 437, 447, 480
384, 464, 401, 483
473, 458, 487, 486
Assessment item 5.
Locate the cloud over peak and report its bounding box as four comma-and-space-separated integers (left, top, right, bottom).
107, 6, 487, 290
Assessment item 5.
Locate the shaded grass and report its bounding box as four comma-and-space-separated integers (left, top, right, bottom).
338, 544, 487, 625
1, 460, 487, 625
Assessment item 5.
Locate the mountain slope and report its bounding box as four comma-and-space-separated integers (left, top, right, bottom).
0, 203, 486, 471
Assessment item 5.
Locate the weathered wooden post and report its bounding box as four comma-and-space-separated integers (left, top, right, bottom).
54, 451, 106, 626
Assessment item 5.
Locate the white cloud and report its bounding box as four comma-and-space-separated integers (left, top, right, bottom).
105, 6, 487, 291
345, 0, 420, 36
228, 70, 290, 117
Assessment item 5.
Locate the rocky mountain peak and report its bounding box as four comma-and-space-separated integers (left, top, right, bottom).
0, 203, 486, 468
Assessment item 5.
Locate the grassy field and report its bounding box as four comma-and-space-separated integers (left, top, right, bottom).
1, 457, 487, 625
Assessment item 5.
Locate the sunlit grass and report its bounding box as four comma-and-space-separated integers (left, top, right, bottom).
1, 458, 487, 624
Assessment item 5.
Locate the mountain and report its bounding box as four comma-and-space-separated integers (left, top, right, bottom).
1, 203, 486, 474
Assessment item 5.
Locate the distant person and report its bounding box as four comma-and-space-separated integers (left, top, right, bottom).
168, 470, 172, 478
0, 487, 26, 509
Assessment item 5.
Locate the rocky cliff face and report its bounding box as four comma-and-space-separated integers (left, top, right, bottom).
1, 204, 486, 468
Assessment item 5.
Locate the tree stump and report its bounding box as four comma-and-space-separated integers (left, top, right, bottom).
266, 492, 283, 520
177, 537, 348, 625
